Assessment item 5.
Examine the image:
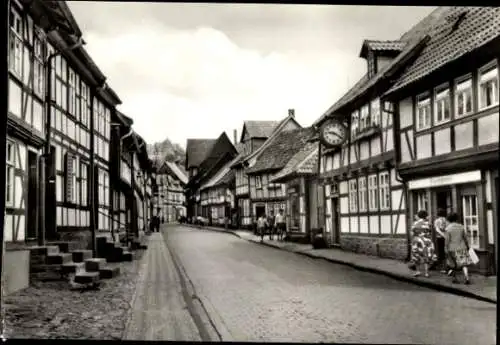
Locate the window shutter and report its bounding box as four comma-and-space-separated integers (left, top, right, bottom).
65, 153, 74, 202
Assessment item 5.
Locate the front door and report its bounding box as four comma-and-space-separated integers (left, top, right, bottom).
331, 197, 341, 245
255, 205, 265, 219
26, 151, 38, 240
46, 146, 57, 240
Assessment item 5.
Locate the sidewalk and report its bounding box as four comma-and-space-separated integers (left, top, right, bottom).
186, 224, 497, 304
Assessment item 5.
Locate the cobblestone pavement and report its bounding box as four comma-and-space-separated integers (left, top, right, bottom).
123, 232, 201, 341
3, 250, 145, 340
165, 225, 497, 344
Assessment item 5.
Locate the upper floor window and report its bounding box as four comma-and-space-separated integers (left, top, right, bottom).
455, 77, 473, 117
9, 8, 23, 78
68, 68, 77, 116
359, 104, 370, 132
370, 99, 380, 127
351, 110, 359, 139
478, 64, 499, 110
434, 85, 451, 125
33, 35, 45, 97
255, 176, 262, 189
416, 94, 431, 131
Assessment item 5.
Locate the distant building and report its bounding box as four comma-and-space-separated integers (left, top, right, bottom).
156, 161, 188, 222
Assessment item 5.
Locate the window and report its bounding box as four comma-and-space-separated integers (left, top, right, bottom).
98, 170, 104, 205
255, 176, 262, 189
68, 68, 76, 115
478, 64, 499, 110
349, 179, 358, 213
65, 154, 77, 203
416, 94, 431, 130
368, 175, 378, 211
455, 77, 473, 117
359, 104, 370, 132
81, 162, 88, 206
33, 35, 45, 97
358, 177, 367, 212
103, 171, 109, 206
462, 194, 479, 249
9, 8, 23, 77
6, 141, 15, 206
379, 171, 390, 210
370, 99, 380, 126
351, 110, 359, 139
434, 85, 451, 125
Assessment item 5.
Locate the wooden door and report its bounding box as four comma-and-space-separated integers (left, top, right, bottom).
331, 197, 341, 245
26, 151, 38, 240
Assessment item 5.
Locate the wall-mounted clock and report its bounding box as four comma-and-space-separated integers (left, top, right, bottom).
319, 119, 348, 148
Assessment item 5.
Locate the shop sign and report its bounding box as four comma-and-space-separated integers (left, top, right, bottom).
408, 170, 481, 190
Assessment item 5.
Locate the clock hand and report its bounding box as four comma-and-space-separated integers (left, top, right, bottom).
327, 131, 343, 139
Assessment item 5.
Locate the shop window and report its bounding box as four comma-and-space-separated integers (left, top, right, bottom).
462, 194, 480, 249
416, 94, 431, 131
434, 84, 451, 125
379, 171, 390, 210
349, 179, 358, 213
455, 77, 473, 117
415, 190, 428, 213
5, 141, 15, 207
478, 63, 499, 110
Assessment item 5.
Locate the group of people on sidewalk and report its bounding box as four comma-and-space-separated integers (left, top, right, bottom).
256, 209, 287, 242
410, 208, 477, 285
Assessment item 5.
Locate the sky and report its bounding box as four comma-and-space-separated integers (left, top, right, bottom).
67, 2, 435, 149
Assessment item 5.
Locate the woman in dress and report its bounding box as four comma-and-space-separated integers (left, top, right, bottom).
410, 210, 437, 277
445, 213, 472, 284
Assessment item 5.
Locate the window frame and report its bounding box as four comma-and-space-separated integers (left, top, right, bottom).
370, 98, 381, 127
6, 140, 15, 207
433, 83, 451, 125
255, 175, 262, 189
416, 93, 431, 131
478, 62, 499, 111
351, 109, 360, 139
358, 176, 367, 212
454, 75, 473, 118
368, 174, 378, 211
359, 104, 370, 132
349, 179, 358, 213
378, 171, 390, 210
9, 7, 23, 78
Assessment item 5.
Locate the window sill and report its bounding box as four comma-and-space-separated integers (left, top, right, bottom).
352, 126, 382, 142
477, 103, 499, 113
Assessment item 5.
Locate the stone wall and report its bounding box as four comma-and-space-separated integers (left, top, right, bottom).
58, 230, 93, 250
339, 235, 408, 261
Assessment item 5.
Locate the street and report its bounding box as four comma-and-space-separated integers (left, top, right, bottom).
125, 224, 496, 344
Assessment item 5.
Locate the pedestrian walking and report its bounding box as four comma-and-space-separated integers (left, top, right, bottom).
410, 210, 437, 278
267, 210, 276, 241
257, 214, 268, 242
434, 208, 449, 273
275, 209, 286, 241
445, 213, 472, 285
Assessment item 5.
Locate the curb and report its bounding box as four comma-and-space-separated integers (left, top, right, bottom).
186, 224, 497, 305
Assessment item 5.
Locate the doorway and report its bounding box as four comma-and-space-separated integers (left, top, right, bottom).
255, 205, 265, 219
26, 151, 38, 240
435, 188, 453, 214
331, 197, 341, 245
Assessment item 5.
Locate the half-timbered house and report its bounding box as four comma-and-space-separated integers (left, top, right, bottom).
311, 8, 450, 260
157, 161, 188, 222
270, 141, 319, 238
230, 110, 301, 228
383, 7, 500, 275
246, 127, 315, 229
185, 132, 237, 221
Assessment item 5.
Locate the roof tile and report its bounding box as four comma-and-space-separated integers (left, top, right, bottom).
243, 121, 279, 139
186, 139, 216, 169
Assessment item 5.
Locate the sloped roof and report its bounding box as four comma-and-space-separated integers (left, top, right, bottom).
186, 139, 216, 169
245, 127, 316, 175
241, 121, 280, 141
270, 142, 319, 183
312, 7, 451, 128
164, 161, 188, 185
386, 7, 500, 96
200, 159, 234, 190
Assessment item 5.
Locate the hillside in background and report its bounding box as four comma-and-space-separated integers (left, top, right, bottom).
147, 138, 186, 168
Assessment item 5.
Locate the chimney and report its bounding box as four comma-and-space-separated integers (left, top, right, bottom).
288, 109, 295, 117
233, 129, 238, 145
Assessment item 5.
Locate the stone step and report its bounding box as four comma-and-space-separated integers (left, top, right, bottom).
29, 245, 60, 256
84, 258, 107, 272
46, 253, 73, 265
71, 250, 93, 263
99, 266, 120, 279
61, 262, 86, 274
46, 241, 72, 253
74, 271, 100, 285
31, 263, 62, 273
121, 251, 133, 262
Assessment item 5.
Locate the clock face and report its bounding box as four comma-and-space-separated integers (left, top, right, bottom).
320, 120, 347, 147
